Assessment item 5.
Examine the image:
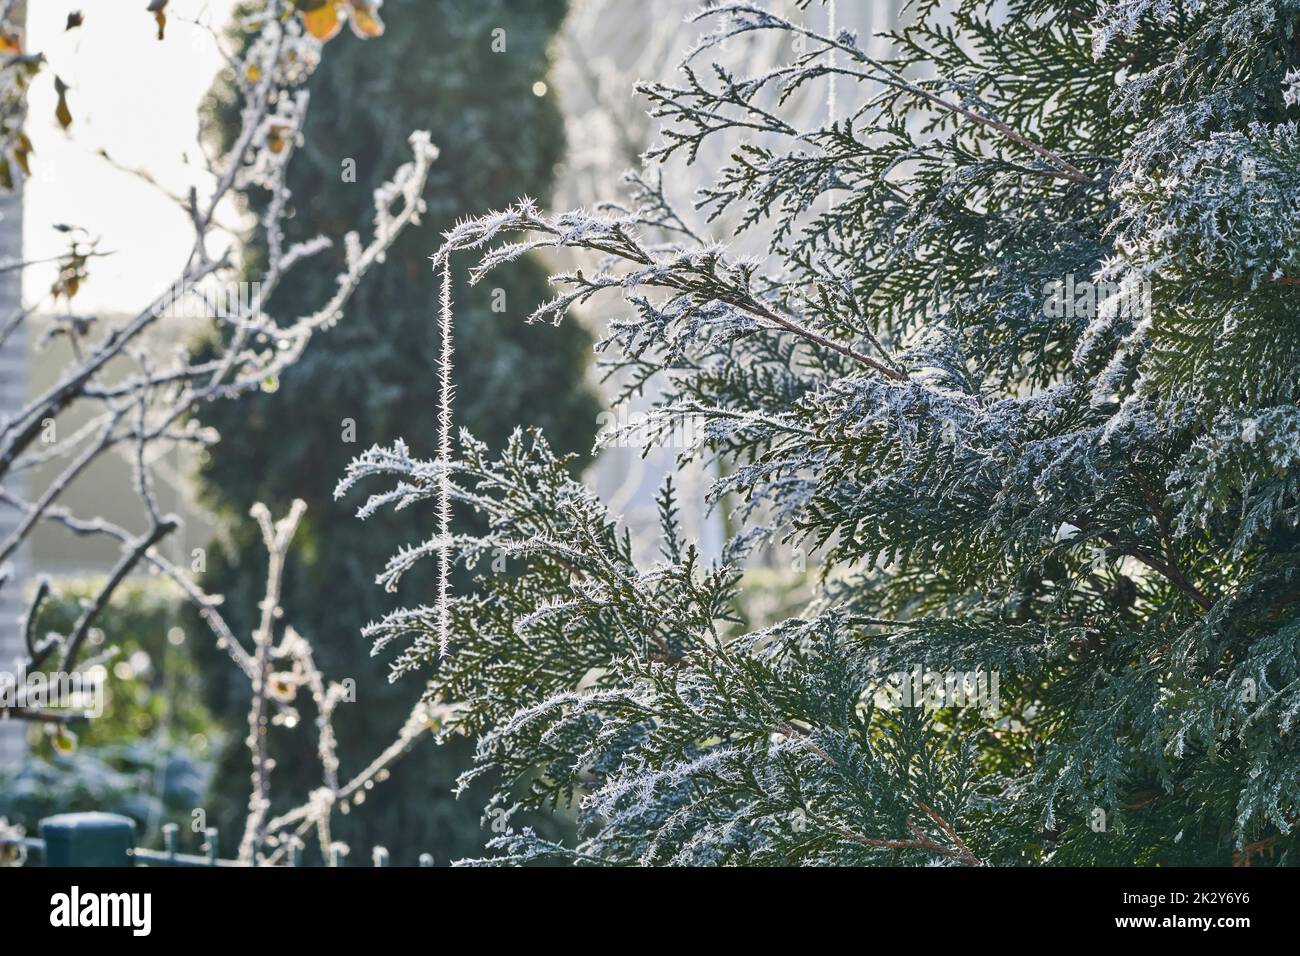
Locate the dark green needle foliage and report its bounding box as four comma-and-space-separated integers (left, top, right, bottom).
194, 0, 599, 862
342, 0, 1300, 865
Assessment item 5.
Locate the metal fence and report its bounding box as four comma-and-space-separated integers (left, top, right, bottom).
2, 812, 434, 867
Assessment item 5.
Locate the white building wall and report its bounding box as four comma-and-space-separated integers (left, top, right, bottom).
0, 138, 25, 767
0, 0, 28, 767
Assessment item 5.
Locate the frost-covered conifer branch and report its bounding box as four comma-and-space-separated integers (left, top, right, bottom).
657, 3, 1094, 183
344, 0, 1300, 865
436, 200, 906, 380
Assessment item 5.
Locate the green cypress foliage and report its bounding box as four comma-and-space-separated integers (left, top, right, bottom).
344, 1, 1300, 865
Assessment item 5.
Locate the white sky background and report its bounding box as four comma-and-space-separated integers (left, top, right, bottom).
23, 0, 239, 313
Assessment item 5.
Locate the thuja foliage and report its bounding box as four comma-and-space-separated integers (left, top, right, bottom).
344, 0, 1300, 865
195, 0, 596, 861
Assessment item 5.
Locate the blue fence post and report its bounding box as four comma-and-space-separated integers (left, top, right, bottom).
162, 823, 179, 863
40, 812, 135, 867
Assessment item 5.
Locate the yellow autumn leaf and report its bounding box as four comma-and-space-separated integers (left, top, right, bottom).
51, 247, 88, 301
266, 124, 289, 154
51, 726, 78, 754
146, 0, 168, 41
348, 1, 385, 38
54, 76, 72, 130
300, 2, 343, 42
13, 132, 32, 175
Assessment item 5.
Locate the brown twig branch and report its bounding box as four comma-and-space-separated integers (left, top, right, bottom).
778, 724, 982, 865
1132, 472, 1213, 611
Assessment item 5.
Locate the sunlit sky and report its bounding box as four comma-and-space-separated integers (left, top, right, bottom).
23, 0, 240, 313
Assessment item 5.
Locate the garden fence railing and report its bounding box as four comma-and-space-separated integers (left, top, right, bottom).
2, 812, 434, 867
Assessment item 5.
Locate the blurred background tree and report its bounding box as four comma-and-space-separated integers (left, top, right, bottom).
192, 0, 599, 863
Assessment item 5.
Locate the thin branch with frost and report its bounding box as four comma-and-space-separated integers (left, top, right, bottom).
0, 1, 436, 722
237, 499, 306, 864
435, 263, 455, 653
435, 200, 907, 381
114, 498, 436, 867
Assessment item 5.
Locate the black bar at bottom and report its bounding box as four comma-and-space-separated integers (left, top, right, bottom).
0, 865, 1282, 941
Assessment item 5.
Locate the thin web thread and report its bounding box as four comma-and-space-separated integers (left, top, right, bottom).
828, 0, 837, 125
436, 262, 454, 654
827, 0, 837, 212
